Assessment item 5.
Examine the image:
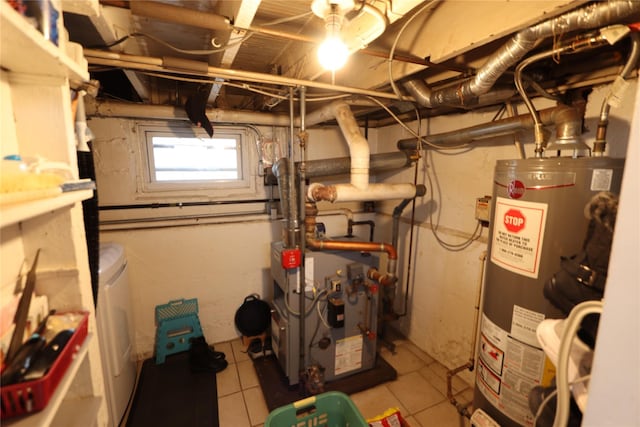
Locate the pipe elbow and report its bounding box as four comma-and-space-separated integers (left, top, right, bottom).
308, 183, 337, 202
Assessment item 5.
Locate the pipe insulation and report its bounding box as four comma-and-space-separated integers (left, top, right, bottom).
404, 0, 640, 108
308, 182, 425, 203
85, 98, 293, 126
302, 152, 415, 178
129, 1, 231, 31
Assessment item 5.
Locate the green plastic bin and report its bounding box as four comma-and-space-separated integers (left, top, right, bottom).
265, 391, 368, 427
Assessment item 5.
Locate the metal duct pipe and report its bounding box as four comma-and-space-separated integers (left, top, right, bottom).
396, 103, 585, 150
129, 1, 231, 31
545, 101, 588, 154
404, 0, 640, 108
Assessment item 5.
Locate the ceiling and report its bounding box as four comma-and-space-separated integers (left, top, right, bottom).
62, 0, 639, 126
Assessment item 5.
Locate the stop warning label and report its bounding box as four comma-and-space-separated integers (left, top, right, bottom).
504, 209, 525, 233
491, 197, 547, 279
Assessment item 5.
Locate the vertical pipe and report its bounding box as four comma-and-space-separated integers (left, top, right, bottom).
298, 87, 307, 379
287, 88, 298, 248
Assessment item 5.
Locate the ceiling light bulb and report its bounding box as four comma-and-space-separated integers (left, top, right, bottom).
318, 36, 349, 71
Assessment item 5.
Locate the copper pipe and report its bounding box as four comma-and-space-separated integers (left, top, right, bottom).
306, 238, 397, 260
367, 267, 398, 287
305, 202, 397, 260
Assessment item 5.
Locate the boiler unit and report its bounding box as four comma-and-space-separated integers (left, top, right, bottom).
270, 242, 380, 388
473, 157, 624, 427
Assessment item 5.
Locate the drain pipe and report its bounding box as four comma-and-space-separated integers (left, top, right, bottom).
446, 251, 488, 419
404, 0, 640, 109
594, 30, 640, 156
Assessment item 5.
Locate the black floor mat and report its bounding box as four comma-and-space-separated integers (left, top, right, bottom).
253, 354, 397, 411
126, 352, 218, 427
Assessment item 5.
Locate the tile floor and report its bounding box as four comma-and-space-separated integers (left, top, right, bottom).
213, 335, 473, 427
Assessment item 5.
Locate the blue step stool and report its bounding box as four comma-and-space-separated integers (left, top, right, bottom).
155, 298, 203, 364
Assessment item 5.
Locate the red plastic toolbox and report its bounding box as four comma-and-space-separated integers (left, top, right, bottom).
1, 312, 89, 419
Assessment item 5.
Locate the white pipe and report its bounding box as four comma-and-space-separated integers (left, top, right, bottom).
331, 102, 370, 189
308, 182, 419, 202
554, 301, 603, 427
306, 101, 421, 203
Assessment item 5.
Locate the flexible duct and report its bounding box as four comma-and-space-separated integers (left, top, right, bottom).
396, 102, 586, 150
404, 0, 640, 108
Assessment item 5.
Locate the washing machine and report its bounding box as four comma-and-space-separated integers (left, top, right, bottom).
97, 242, 136, 427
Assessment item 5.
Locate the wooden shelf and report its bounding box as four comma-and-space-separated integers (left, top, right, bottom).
0, 1, 89, 83
4, 334, 94, 427
0, 189, 94, 228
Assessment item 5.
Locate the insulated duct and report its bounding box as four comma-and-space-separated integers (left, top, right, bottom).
404, 0, 640, 108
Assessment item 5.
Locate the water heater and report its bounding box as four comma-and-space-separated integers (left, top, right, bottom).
473, 157, 624, 427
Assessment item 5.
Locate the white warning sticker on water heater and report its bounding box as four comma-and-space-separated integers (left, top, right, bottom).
490, 197, 547, 279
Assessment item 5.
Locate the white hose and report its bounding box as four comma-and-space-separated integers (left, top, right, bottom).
553, 300, 603, 427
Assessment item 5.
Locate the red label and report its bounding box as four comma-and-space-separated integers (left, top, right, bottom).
504, 209, 525, 233
508, 180, 525, 199
281, 248, 301, 269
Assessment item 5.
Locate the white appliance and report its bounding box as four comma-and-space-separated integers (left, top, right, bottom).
97, 242, 136, 427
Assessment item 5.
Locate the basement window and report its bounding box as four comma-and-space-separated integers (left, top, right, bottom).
138, 123, 254, 196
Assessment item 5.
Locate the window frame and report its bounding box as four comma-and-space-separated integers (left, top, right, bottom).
135, 121, 257, 198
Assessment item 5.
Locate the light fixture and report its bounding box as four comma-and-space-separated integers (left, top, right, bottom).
312, 0, 354, 71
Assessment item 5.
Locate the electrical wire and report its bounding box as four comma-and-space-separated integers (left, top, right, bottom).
284, 283, 328, 317
260, 11, 314, 26
387, 0, 440, 98
423, 148, 483, 251
129, 31, 255, 55
532, 374, 592, 427
365, 96, 473, 150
